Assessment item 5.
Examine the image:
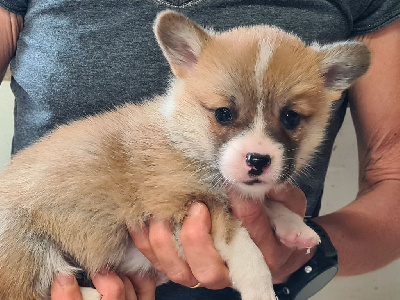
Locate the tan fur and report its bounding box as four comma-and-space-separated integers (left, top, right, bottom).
0, 10, 370, 300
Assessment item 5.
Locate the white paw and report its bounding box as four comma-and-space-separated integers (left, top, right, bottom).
275, 221, 320, 249
80, 287, 101, 300
266, 201, 320, 249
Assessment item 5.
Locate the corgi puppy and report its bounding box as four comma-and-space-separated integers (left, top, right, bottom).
0, 10, 369, 300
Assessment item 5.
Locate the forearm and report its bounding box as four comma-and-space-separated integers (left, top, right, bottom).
315, 18, 400, 277
0, 6, 23, 82
315, 179, 400, 276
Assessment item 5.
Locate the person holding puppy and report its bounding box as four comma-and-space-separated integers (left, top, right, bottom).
1, 1, 400, 299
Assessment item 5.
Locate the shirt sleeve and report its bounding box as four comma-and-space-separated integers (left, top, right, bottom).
0, 0, 28, 16
351, 0, 400, 36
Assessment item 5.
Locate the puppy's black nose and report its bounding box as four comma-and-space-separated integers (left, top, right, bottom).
246, 153, 271, 176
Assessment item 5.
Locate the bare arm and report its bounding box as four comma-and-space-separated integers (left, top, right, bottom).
315, 18, 400, 275
0, 6, 23, 83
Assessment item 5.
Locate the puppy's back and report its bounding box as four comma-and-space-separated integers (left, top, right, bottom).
0, 98, 182, 298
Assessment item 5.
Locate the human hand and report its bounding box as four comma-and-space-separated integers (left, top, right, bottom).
130, 204, 231, 290
131, 185, 314, 289
51, 271, 156, 300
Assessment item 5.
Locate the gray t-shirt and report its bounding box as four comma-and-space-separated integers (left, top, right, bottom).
1, 0, 399, 298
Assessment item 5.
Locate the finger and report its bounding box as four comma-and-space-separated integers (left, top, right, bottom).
121, 275, 138, 300
149, 218, 197, 287
129, 225, 164, 272
51, 273, 83, 300
181, 202, 231, 289
128, 274, 156, 300
267, 185, 307, 216
228, 191, 276, 247
231, 199, 279, 249
92, 271, 126, 300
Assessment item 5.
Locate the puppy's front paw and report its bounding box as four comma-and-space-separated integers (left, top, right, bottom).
275, 222, 320, 249
267, 201, 320, 249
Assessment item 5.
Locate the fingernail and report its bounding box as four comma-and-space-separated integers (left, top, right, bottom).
188, 202, 204, 217
56, 273, 74, 286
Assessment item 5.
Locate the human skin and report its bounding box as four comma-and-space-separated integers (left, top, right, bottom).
51, 272, 155, 300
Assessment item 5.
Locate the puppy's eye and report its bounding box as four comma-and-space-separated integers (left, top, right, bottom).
281, 109, 301, 130
215, 107, 233, 125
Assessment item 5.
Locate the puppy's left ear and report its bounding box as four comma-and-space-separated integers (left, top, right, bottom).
314, 41, 371, 91
154, 10, 210, 78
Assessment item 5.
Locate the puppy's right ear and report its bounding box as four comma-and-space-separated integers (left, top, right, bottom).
154, 10, 210, 78
313, 41, 371, 92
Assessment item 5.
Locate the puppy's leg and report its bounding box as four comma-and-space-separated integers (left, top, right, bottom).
212, 210, 276, 300
0, 234, 81, 300
119, 239, 168, 286
266, 201, 320, 249
77, 240, 163, 300
80, 288, 101, 300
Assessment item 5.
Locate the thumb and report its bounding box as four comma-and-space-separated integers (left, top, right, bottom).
267, 185, 307, 216
228, 190, 265, 225
227, 190, 276, 246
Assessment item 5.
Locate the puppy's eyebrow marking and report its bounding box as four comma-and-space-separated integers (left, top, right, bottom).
228, 95, 236, 106
199, 94, 236, 111
254, 40, 274, 99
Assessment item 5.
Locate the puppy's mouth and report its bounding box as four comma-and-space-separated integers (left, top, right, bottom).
243, 179, 263, 185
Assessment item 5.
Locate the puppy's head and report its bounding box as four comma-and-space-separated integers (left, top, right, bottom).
154, 10, 370, 199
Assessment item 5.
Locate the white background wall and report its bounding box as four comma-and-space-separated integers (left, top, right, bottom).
0, 80, 399, 299
0, 82, 14, 170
